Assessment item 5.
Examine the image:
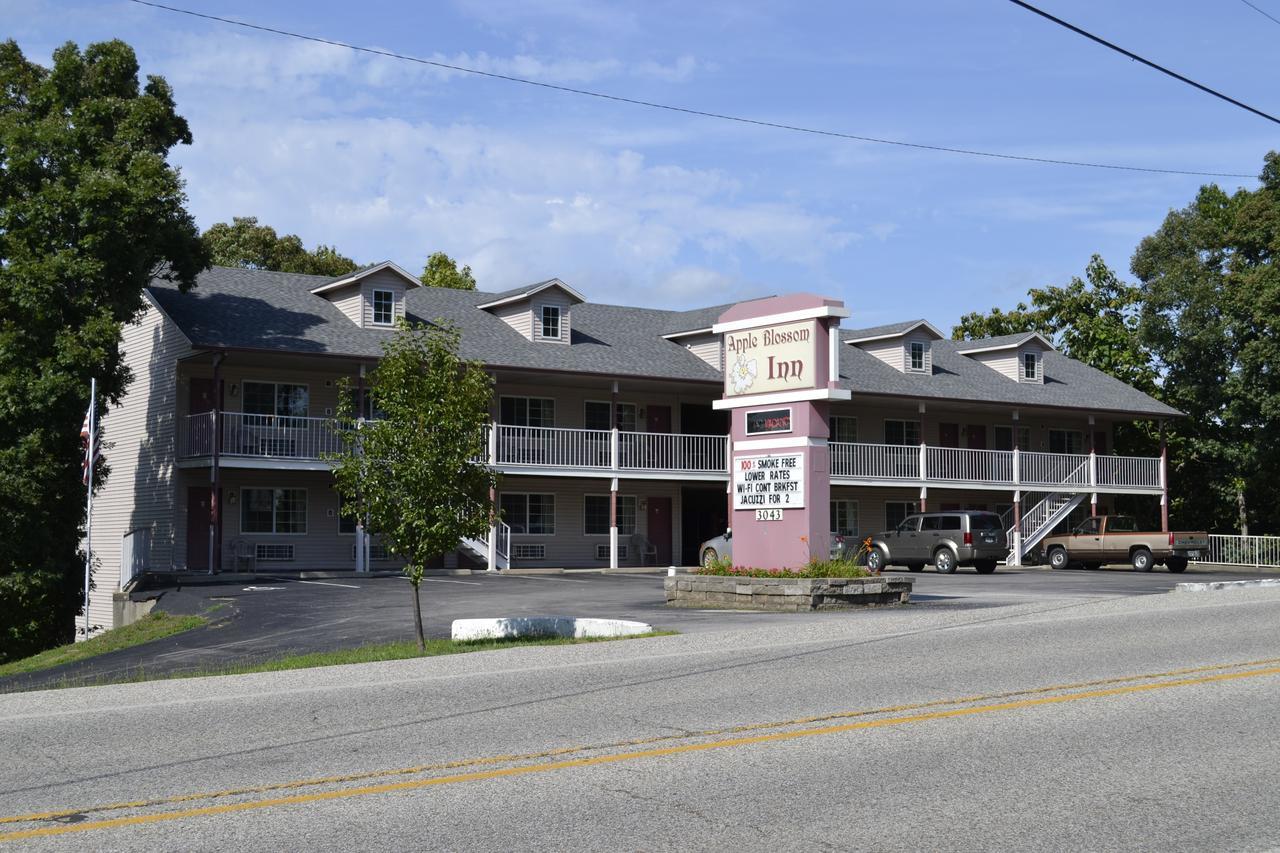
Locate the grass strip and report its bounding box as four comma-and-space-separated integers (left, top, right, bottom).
17, 631, 677, 692
0, 612, 208, 678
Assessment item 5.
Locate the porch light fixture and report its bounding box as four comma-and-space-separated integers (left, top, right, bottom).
229, 383, 239, 397
227, 492, 237, 505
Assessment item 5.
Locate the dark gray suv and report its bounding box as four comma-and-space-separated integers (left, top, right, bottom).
866, 510, 1008, 574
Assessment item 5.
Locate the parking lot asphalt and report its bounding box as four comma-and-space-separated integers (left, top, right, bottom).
3, 563, 1275, 692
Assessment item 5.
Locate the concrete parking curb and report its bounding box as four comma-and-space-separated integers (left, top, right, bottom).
1173, 578, 1280, 593
451, 616, 654, 641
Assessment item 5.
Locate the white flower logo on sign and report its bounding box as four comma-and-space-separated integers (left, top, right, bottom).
729, 353, 758, 394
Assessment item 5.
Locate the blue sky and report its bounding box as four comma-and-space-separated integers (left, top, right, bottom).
5, 0, 1276, 330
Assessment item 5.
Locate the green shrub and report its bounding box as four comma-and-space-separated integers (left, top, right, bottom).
0, 570, 76, 664
695, 559, 870, 579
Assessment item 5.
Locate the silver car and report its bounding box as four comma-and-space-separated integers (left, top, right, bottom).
698, 530, 848, 567
866, 510, 1007, 574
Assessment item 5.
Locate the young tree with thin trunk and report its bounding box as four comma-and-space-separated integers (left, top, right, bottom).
329, 320, 497, 649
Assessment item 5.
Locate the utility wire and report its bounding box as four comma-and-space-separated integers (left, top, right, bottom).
126, 0, 1256, 179
1237, 0, 1280, 28
1009, 0, 1280, 126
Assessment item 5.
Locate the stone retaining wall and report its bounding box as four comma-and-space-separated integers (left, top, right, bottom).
664, 574, 912, 611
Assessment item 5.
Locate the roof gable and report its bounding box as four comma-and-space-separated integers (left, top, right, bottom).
475, 278, 586, 311
309, 261, 421, 296
954, 332, 1055, 355
843, 319, 944, 345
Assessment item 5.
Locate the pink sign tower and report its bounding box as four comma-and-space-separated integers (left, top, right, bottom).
712, 294, 851, 570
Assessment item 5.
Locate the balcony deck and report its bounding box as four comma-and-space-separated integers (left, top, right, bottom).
177, 413, 1163, 492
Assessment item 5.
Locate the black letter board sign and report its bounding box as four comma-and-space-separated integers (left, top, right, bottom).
745, 408, 792, 435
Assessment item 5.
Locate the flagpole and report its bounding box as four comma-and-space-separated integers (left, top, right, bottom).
84, 378, 95, 641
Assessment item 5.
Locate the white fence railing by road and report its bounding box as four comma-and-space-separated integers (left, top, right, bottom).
1194, 534, 1280, 568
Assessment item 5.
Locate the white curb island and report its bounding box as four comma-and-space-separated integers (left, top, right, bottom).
451, 616, 654, 641
1173, 578, 1280, 593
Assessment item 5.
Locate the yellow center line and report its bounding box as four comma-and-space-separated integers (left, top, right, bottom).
5, 654, 1280, 828
3, 662, 1279, 843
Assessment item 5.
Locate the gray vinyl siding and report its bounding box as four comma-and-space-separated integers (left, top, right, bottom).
493, 301, 533, 340
85, 298, 192, 630
859, 338, 906, 372
683, 333, 723, 370
360, 269, 407, 328
328, 283, 364, 326
968, 350, 1019, 382
532, 292, 573, 344
491, 382, 719, 433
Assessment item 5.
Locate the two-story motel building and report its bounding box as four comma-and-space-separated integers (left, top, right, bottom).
86, 262, 1180, 630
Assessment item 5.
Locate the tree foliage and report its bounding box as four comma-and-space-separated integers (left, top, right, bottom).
329, 321, 497, 649
1130, 152, 1280, 534
203, 216, 359, 277
953, 255, 1156, 395
421, 251, 477, 290
0, 39, 207, 660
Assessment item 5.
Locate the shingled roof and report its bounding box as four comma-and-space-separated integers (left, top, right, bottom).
147, 266, 1180, 418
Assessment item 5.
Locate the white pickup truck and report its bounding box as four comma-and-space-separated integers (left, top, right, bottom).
1041, 515, 1208, 573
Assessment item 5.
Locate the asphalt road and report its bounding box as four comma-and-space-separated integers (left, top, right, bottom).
2, 585, 1279, 850
3, 564, 1273, 691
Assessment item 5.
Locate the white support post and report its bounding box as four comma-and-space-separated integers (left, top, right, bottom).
1010, 489, 1023, 567
1012, 447, 1021, 486
486, 524, 497, 572
919, 442, 927, 484
488, 420, 498, 465
355, 523, 365, 573
919, 485, 928, 514
609, 476, 619, 570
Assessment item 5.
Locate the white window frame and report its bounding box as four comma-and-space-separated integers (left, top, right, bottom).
830, 499, 859, 537
829, 415, 858, 443
907, 340, 928, 373
241, 380, 310, 419
240, 487, 308, 535
1020, 350, 1041, 382
584, 494, 637, 536
884, 419, 921, 446
371, 289, 395, 326
1048, 429, 1085, 455
584, 400, 638, 432
595, 543, 630, 561
512, 543, 546, 560
499, 395, 556, 427
885, 501, 919, 531
500, 493, 556, 536
256, 543, 295, 562
538, 304, 562, 340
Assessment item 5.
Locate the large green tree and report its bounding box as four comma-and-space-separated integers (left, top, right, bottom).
1131, 152, 1280, 535
203, 216, 359, 277
329, 320, 497, 649
421, 251, 477, 290
954, 254, 1156, 395
0, 40, 208, 659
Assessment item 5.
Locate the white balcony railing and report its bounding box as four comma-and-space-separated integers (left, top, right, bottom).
829, 443, 1160, 490
926, 446, 1015, 484
181, 411, 345, 460
829, 442, 919, 480
179, 412, 1162, 490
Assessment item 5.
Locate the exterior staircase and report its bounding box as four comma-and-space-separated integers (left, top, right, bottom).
460, 520, 511, 570
1006, 492, 1086, 564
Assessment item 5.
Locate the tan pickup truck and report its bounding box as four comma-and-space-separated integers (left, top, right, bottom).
1041, 515, 1207, 573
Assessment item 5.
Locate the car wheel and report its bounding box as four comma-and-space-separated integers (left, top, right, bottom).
701, 548, 719, 568
866, 548, 886, 572
933, 548, 958, 574
1165, 557, 1188, 573
907, 562, 925, 573
974, 560, 997, 574
1131, 547, 1153, 573
1048, 547, 1070, 570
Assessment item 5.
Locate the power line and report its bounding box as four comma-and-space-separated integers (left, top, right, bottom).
1009, 0, 1280, 126
126, 0, 1257, 179
1237, 0, 1280, 28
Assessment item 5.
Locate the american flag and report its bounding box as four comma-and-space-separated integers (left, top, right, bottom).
81, 401, 101, 486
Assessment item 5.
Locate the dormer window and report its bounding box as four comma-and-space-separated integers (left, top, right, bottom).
372, 290, 394, 326
539, 305, 561, 340
909, 340, 927, 373
1021, 351, 1041, 382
